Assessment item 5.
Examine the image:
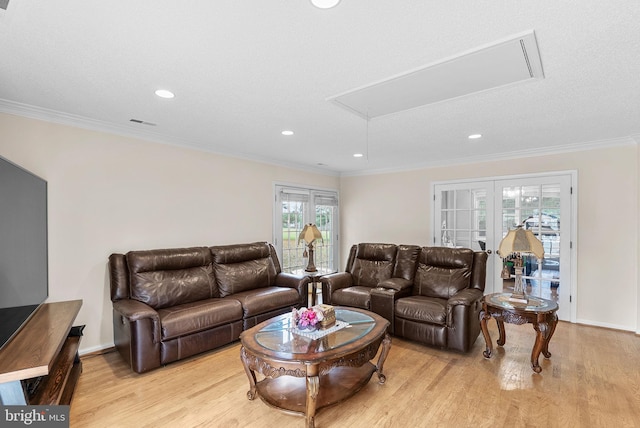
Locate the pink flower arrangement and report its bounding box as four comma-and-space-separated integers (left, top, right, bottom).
292, 307, 324, 329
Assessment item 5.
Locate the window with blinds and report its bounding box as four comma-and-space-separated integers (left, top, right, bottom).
274, 185, 339, 274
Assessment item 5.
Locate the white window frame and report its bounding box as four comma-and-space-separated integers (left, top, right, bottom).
273, 183, 339, 274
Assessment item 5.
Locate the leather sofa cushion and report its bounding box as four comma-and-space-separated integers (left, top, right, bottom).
211, 242, 278, 298
350, 243, 397, 287
230, 286, 300, 318
127, 247, 218, 309
393, 245, 421, 281
158, 298, 243, 341
395, 295, 447, 325
413, 247, 473, 299
330, 286, 372, 310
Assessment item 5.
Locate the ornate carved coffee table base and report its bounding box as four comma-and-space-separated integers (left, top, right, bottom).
239, 308, 391, 428
480, 293, 558, 373
241, 335, 390, 428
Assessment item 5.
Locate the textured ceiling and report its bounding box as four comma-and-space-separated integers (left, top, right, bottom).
1, 1, 639, 175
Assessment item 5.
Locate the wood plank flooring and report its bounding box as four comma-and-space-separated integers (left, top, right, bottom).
69, 321, 640, 427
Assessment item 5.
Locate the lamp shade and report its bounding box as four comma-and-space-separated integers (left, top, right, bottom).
497, 226, 544, 259
298, 224, 323, 245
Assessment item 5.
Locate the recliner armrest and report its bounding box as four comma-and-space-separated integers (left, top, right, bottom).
377, 277, 413, 292
370, 286, 412, 334
275, 272, 310, 287
112, 299, 162, 373
447, 288, 483, 306
113, 299, 160, 322
320, 272, 353, 305
275, 272, 311, 307
113, 299, 161, 344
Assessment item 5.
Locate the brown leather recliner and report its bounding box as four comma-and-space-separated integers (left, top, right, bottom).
320, 243, 421, 330
393, 247, 488, 352
109, 242, 308, 373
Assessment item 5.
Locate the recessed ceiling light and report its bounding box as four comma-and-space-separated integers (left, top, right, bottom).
281, 130, 294, 136
353, 153, 364, 158
155, 89, 175, 99
310, 0, 341, 9
468, 134, 483, 140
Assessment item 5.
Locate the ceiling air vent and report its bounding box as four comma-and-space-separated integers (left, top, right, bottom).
129, 119, 157, 126
328, 30, 544, 119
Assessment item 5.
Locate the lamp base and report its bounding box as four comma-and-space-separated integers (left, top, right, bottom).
508, 266, 528, 304
304, 244, 317, 272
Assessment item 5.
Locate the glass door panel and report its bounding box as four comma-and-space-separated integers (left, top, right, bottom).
436, 186, 488, 251
435, 173, 573, 322
495, 176, 570, 320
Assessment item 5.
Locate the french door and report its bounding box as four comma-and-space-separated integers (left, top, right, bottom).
434, 172, 574, 321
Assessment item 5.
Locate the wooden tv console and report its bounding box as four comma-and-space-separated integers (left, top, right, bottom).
0, 300, 83, 405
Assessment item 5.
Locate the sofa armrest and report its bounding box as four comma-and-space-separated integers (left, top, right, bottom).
113, 299, 160, 324
320, 272, 353, 305
370, 286, 412, 334
275, 272, 311, 307
112, 299, 162, 373
377, 277, 413, 292
447, 288, 483, 307
446, 288, 484, 352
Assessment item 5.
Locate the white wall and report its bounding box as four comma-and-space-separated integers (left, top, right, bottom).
0, 113, 339, 352
2, 111, 638, 352
340, 145, 639, 332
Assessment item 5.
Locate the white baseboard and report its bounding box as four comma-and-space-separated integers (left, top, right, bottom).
575, 318, 635, 332
79, 343, 115, 356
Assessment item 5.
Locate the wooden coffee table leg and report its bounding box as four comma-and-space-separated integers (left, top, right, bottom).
480, 309, 493, 358
375, 333, 392, 384
305, 364, 319, 428
239, 346, 257, 400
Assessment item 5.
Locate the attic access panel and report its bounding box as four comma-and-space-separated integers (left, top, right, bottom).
328, 31, 544, 119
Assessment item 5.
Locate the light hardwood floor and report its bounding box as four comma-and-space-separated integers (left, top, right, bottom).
69, 321, 640, 428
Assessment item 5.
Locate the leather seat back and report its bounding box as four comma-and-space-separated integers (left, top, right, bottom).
210, 242, 279, 297
393, 244, 421, 281
413, 247, 474, 299
347, 243, 398, 287
126, 247, 217, 309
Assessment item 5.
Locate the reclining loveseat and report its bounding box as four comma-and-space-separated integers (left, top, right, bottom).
321, 243, 487, 352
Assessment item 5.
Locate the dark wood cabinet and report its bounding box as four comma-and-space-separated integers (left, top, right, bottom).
0, 300, 83, 405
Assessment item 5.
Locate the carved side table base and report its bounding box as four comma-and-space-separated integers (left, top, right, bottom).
480, 293, 559, 373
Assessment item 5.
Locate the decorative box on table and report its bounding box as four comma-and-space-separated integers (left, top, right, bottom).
317, 304, 335, 329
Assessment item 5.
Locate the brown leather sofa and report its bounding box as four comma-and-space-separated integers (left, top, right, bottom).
109, 242, 309, 373
321, 244, 487, 352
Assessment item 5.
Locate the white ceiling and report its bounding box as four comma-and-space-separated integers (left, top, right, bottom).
1, 1, 639, 176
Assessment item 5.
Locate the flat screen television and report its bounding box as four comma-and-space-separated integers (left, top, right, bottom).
0, 155, 49, 350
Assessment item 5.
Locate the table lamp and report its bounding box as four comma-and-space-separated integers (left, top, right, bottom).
298, 223, 323, 272
497, 225, 544, 304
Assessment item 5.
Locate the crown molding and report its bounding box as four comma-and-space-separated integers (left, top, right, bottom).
0, 98, 340, 177
1, 98, 634, 179
339, 136, 638, 177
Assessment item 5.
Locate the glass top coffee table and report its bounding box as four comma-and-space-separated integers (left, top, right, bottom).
239, 307, 391, 428
480, 293, 559, 373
